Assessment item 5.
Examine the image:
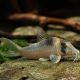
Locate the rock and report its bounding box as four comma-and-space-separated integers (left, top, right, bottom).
12, 26, 37, 35
0, 60, 80, 80
47, 24, 77, 39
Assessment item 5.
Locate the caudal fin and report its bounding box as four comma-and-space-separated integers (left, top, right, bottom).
0, 50, 21, 57
0, 37, 22, 57
0, 37, 22, 51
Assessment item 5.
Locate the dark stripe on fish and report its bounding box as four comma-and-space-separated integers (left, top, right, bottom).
61, 47, 66, 54
60, 40, 66, 54
40, 37, 53, 46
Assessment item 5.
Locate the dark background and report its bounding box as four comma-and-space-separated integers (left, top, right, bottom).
0, 0, 80, 32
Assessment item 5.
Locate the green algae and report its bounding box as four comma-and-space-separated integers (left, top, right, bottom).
0, 39, 29, 63
12, 39, 28, 47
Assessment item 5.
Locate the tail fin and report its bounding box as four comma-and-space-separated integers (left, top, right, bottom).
0, 37, 22, 51
0, 50, 21, 57
0, 37, 22, 57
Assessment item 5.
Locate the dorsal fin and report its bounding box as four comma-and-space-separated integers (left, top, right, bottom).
36, 26, 50, 42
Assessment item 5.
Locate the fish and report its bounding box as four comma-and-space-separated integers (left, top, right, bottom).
0, 26, 79, 63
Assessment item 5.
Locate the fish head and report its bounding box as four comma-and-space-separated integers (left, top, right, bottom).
60, 40, 80, 55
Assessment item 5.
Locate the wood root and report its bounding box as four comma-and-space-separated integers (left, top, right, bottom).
9, 13, 80, 33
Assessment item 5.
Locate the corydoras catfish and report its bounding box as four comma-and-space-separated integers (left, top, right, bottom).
0, 26, 79, 63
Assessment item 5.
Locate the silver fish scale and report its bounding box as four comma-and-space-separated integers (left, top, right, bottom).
23, 37, 53, 51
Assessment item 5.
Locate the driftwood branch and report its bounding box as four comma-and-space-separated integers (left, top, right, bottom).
9, 13, 80, 33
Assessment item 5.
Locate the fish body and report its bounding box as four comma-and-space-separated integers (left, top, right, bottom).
0, 26, 79, 63
20, 37, 59, 59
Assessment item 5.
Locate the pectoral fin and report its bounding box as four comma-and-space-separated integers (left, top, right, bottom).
49, 54, 61, 63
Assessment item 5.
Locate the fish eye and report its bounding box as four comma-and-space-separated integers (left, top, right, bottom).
61, 40, 66, 47
61, 42, 65, 46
